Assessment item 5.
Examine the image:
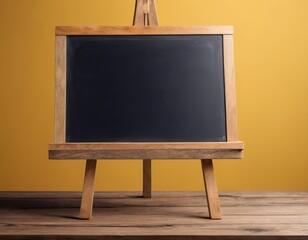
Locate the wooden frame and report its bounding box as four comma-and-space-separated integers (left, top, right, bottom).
54, 36, 66, 143
49, 1, 243, 220
50, 25, 242, 158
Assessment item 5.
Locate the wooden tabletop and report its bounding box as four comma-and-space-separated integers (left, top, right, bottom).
1, 191, 308, 239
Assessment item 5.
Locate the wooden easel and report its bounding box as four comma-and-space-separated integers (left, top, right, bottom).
78, 0, 221, 220
51, 24, 243, 220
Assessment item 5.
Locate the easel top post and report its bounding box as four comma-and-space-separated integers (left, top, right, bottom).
133, 0, 158, 26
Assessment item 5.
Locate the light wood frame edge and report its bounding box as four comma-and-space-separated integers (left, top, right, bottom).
55, 36, 66, 143
223, 35, 238, 141
49, 142, 244, 151
55, 26, 233, 36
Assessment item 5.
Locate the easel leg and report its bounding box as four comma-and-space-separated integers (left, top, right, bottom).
201, 159, 221, 219
143, 159, 152, 198
79, 159, 97, 219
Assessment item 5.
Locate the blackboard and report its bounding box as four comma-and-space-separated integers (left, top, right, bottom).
66, 35, 226, 142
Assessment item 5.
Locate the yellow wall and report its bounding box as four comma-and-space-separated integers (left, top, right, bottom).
0, 0, 308, 191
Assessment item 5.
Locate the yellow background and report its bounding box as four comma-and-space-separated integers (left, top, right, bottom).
0, 0, 307, 191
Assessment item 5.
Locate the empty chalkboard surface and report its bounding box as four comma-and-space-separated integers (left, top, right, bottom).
66, 35, 226, 142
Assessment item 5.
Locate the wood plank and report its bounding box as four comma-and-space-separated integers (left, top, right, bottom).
49, 142, 244, 151
1, 191, 308, 199
79, 160, 97, 219
54, 36, 66, 143
55, 26, 234, 36
224, 35, 238, 141
48, 142, 244, 159
2, 203, 308, 225
48, 149, 243, 160
2, 215, 308, 226
1, 192, 308, 239
201, 160, 221, 219
13, 198, 307, 209
3, 206, 308, 221
1, 223, 308, 238
1, 192, 308, 209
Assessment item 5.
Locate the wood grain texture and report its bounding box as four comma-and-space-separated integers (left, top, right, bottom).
79, 160, 97, 219
201, 160, 221, 219
49, 149, 243, 160
223, 35, 238, 141
54, 36, 66, 143
1, 191, 308, 239
143, 159, 151, 198
48, 142, 244, 159
55, 26, 233, 36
